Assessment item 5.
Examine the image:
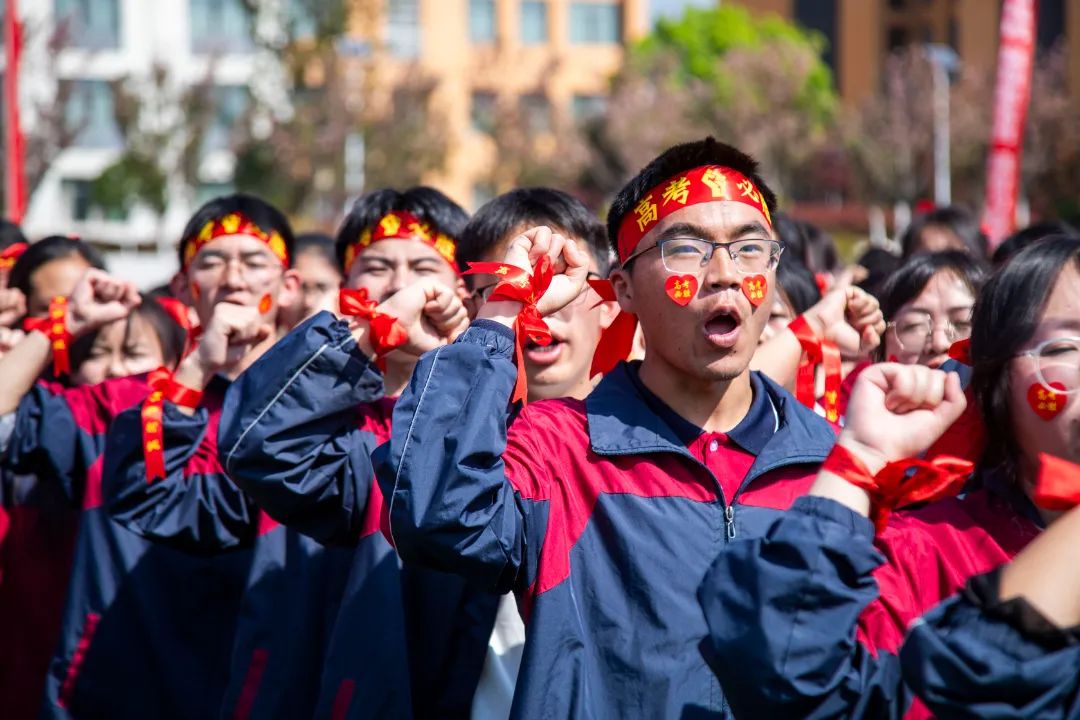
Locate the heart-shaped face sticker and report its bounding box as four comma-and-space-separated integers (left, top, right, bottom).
664, 274, 698, 306
742, 275, 768, 307
1028, 382, 1067, 421
258, 293, 273, 314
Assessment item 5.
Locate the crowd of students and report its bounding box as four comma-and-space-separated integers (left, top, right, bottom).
0, 136, 1077, 720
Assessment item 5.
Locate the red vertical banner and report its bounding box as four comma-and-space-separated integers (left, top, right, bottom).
3, 0, 26, 223
982, 0, 1036, 251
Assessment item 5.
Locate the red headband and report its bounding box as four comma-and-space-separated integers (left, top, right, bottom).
0, 242, 28, 270
182, 212, 289, 269
343, 210, 459, 276
616, 165, 773, 263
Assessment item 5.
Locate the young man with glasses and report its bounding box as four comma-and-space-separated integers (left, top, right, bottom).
379, 138, 884, 717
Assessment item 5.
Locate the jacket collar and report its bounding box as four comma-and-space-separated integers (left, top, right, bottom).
586, 363, 835, 472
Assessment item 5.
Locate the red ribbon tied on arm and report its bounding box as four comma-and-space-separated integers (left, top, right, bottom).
1034, 453, 1080, 511
338, 288, 408, 363
24, 296, 73, 377
141, 367, 204, 483
788, 315, 842, 424
822, 443, 974, 534
464, 256, 554, 405
587, 277, 637, 379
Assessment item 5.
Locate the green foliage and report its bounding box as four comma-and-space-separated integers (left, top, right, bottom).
631, 4, 836, 126
90, 151, 168, 216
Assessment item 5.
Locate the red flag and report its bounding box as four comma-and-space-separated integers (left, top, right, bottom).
982, 0, 1036, 250
3, 0, 27, 223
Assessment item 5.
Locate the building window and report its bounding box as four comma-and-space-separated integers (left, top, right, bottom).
65, 80, 123, 149
386, 0, 420, 58
571, 93, 606, 122
520, 93, 551, 134
54, 0, 121, 50
62, 179, 127, 221
469, 0, 496, 43
203, 85, 249, 153
471, 91, 497, 134
794, 0, 837, 84
189, 0, 254, 54
521, 1, 548, 44
569, 2, 621, 44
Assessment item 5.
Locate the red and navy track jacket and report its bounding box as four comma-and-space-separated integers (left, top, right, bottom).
380, 319, 838, 719
900, 569, 1080, 719
218, 311, 498, 719
90, 374, 354, 720
697, 477, 1043, 720
0, 377, 149, 720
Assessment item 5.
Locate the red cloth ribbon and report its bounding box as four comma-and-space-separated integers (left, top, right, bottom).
788, 315, 842, 423
948, 338, 972, 365
1034, 453, 1080, 511
141, 368, 204, 483
338, 288, 408, 362
464, 257, 554, 404
0, 241, 28, 269
25, 296, 72, 377
587, 278, 637, 378
822, 443, 974, 534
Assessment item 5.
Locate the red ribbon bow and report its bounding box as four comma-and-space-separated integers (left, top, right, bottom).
1034, 453, 1080, 511
947, 338, 972, 366
464, 257, 554, 404
0, 242, 28, 269
788, 315, 842, 424
338, 288, 408, 365
24, 296, 72, 377
141, 367, 204, 483
822, 443, 974, 534
587, 278, 637, 378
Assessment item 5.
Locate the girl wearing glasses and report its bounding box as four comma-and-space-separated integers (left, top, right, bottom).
699, 235, 1080, 719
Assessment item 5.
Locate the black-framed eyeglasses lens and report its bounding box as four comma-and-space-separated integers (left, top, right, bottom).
658, 237, 782, 274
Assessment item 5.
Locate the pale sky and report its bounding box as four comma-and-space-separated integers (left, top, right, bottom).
649, 0, 717, 24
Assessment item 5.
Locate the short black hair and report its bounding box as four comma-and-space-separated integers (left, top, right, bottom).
606, 137, 778, 263
177, 193, 296, 269
775, 253, 820, 315
854, 247, 902, 302
991, 220, 1080, 267
879, 250, 986, 321
294, 232, 340, 271
70, 294, 188, 375
971, 235, 1080, 475
900, 205, 988, 259
0, 219, 27, 251
458, 187, 611, 286
9, 235, 107, 302
335, 187, 469, 272
876, 250, 986, 362
775, 213, 839, 275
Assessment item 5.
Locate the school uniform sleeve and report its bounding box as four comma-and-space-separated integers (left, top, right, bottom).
102, 397, 259, 553
698, 495, 911, 720
4, 377, 149, 504
217, 311, 388, 545
379, 320, 550, 594
901, 571, 1080, 720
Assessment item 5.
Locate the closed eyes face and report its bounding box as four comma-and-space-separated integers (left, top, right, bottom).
345, 239, 458, 302
73, 313, 166, 386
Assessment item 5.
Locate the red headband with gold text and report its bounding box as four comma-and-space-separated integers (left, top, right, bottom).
616, 165, 773, 263
343, 210, 459, 275
182, 212, 289, 270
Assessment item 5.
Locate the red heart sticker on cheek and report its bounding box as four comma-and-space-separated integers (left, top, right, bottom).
1027, 382, 1068, 421
258, 293, 273, 314
664, 275, 698, 306
741, 275, 768, 307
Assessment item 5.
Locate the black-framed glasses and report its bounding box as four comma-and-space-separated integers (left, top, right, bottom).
1018, 335, 1080, 395
622, 237, 783, 275
473, 271, 603, 303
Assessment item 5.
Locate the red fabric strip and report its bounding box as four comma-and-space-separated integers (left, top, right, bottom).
231, 648, 269, 720
331, 679, 356, 720
57, 612, 101, 708
338, 288, 408, 365
1034, 452, 1080, 511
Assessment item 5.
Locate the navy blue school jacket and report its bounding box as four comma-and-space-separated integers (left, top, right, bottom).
85, 376, 350, 720
217, 311, 496, 719
379, 320, 838, 719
